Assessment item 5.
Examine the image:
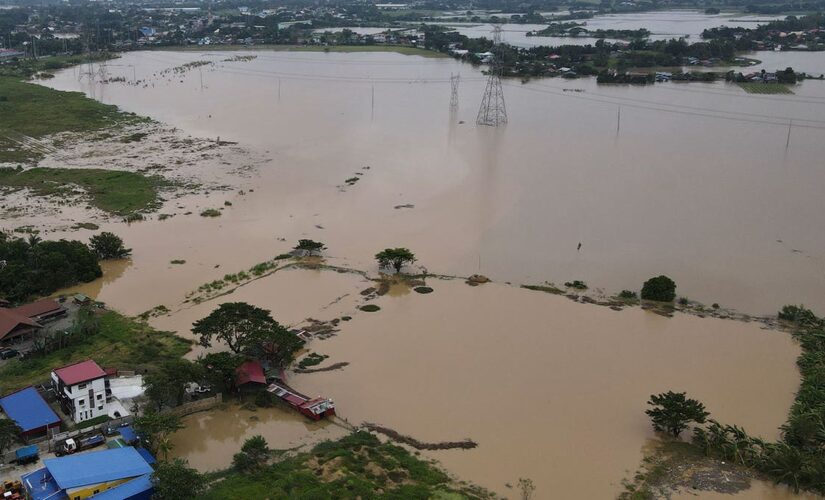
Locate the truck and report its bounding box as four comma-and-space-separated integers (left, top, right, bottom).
54, 433, 105, 457
13, 445, 39, 465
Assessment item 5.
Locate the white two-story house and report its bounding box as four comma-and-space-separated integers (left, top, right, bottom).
51, 359, 110, 423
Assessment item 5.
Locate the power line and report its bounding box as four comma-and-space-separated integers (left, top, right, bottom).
477, 26, 508, 127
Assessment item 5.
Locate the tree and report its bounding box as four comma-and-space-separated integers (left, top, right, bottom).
646, 391, 709, 437
243, 324, 304, 369
152, 458, 206, 499
133, 410, 183, 457
198, 352, 245, 393
192, 302, 277, 353
0, 419, 21, 454
641, 275, 676, 302
232, 435, 270, 473
375, 248, 416, 273
293, 239, 326, 256
89, 232, 131, 259
144, 359, 203, 410
518, 478, 536, 500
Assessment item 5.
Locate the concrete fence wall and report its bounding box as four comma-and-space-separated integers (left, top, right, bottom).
168, 393, 222, 417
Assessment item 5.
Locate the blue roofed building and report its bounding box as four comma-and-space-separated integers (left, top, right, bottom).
88, 474, 153, 500
22, 447, 154, 500
0, 386, 61, 437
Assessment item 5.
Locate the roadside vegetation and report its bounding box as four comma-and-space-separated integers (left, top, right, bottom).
0, 166, 168, 215
632, 305, 825, 496
0, 310, 190, 393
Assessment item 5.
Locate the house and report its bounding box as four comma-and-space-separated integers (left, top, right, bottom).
13, 299, 67, 324
52, 360, 110, 424
235, 360, 266, 389
0, 308, 41, 343
21, 447, 154, 500
0, 387, 61, 438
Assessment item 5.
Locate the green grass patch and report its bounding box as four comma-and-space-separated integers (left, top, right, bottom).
297, 352, 328, 369
360, 304, 381, 312
0, 310, 191, 393
0, 167, 168, 215
738, 82, 794, 94
0, 76, 144, 164
521, 284, 565, 295
203, 431, 487, 499
200, 208, 222, 217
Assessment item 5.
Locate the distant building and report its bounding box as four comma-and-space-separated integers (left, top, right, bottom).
0, 387, 61, 438
13, 299, 67, 324
0, 298, 65, 343
21, 447, 154, 500
51, 360, 110, 423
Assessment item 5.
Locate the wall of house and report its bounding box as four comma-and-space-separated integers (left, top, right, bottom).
50, 374, 108, 423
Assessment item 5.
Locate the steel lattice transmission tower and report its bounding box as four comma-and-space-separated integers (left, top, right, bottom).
476, 26, 507, 127
450, 73, 460, 112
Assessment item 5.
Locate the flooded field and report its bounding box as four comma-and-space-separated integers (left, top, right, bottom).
32, 49, 825, 315
150, 266, 802, 497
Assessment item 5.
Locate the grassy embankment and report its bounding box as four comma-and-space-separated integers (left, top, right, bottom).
0, 167, 167, 215
738, 82, 794, 94
203, 431, 491, 499
158, 44, 446, 58
0, 311, 190, 394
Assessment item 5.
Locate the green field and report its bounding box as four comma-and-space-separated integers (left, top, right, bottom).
738, 82, 794, 94
0, 167, 168, 215
0, 76, 142, 163
203, 431, 491, 499
0, 311, 190, 394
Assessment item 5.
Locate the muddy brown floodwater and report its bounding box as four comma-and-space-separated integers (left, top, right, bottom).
15, 50, 824, 498
153, 266, 801, 498
30, 49, 825, 315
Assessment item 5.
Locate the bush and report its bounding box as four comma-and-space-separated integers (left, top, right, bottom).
564, 280, 588, 290
778, 305, 819, 325
641, 275, 676, 302
200, 209, 221, 217
618, 290, 637, 299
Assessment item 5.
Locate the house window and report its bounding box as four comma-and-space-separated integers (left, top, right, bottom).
96, 394, 103, 400
77, 383, 86, 389
78, 399, 85, 406
98, 406, 103, 410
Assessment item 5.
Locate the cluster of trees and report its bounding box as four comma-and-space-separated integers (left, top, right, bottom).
702, 14, 825, 50
0, 231, 131, 303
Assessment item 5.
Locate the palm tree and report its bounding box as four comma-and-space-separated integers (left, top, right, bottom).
157, 436, 174, 461
763, 443, 807, 493
26, 234, 41, 248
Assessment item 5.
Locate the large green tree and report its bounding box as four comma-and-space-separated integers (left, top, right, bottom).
151, 458, 206, 499
198, 352, 245, 393
375, 248, 416, 273
144, 359, 203, 410
646, 391, 709, 437
232, 435, 270, 473
89, 231, 131, 259
243, 324, 304, 369
192, 302, 277, 353
293, 239, 326, 256
641, 275, 676, 302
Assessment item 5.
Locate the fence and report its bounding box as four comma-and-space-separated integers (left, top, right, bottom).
167, 393, 222, 417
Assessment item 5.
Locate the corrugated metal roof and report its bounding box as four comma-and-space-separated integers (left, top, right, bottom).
88, 474, 153, 500
0, 387, 60, 432
53, 359, 106, 385
44, 447, 154, 490
0, 308, 41, 339
12, 299, 63, 319
235, 360, 266, 386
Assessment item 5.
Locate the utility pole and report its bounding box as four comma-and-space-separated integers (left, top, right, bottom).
616, 106, 621, 137
199, 67, 204, 91
785, 119, 793, 151
371, 84, 375, 121
278, 78, 281, 101
450, 73, 460, 112
476, 25, 507, 127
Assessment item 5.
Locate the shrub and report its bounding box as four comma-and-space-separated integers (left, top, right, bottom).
641, 275, 676, 302
564, 280, 588, 290
618, 290, 637, 299
200, 209, 221, 217
778, 305, 820, 325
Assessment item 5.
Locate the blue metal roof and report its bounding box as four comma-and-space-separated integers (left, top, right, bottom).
43, 447, 154, 490
136, 447, 156, 465
21, 467, 66, 500
89, 474, 153, 500
0, 387, 60, 432
119, 426, 137, 444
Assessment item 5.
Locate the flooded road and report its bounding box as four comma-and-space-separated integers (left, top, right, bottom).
31, 49, 825, 315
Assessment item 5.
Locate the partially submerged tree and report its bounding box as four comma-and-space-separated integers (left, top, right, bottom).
198, 352, 245, 394
192, 302, 277, 353
646, 391, 709, 437
375, 248, 416, 273
243, 324, 304, 370
144, 359, 204, 410
152, 458, 206, 499
89, 232, 132, 259
293, 239, 326, 256
641, 275, 676, 302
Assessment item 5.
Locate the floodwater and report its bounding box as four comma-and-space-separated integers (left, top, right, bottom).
34, 49, 825, 315
149, 265, 802, 497
421, 10, 785, 47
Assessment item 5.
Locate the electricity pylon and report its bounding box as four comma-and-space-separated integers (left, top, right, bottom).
450, 73, 460, 112
476, 25, 507, 127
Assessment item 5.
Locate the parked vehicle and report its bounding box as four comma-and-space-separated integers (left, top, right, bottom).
0, 349, 19, 360
55, 433, 105, 456
14, 445, 38, 465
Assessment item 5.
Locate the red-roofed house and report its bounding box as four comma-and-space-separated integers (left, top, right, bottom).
51, 360, 110, 423
0, 309, 41, 343
235, 360, 266, 389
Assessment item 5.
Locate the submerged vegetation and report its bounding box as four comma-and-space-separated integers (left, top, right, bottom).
0, 166, 168, 216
